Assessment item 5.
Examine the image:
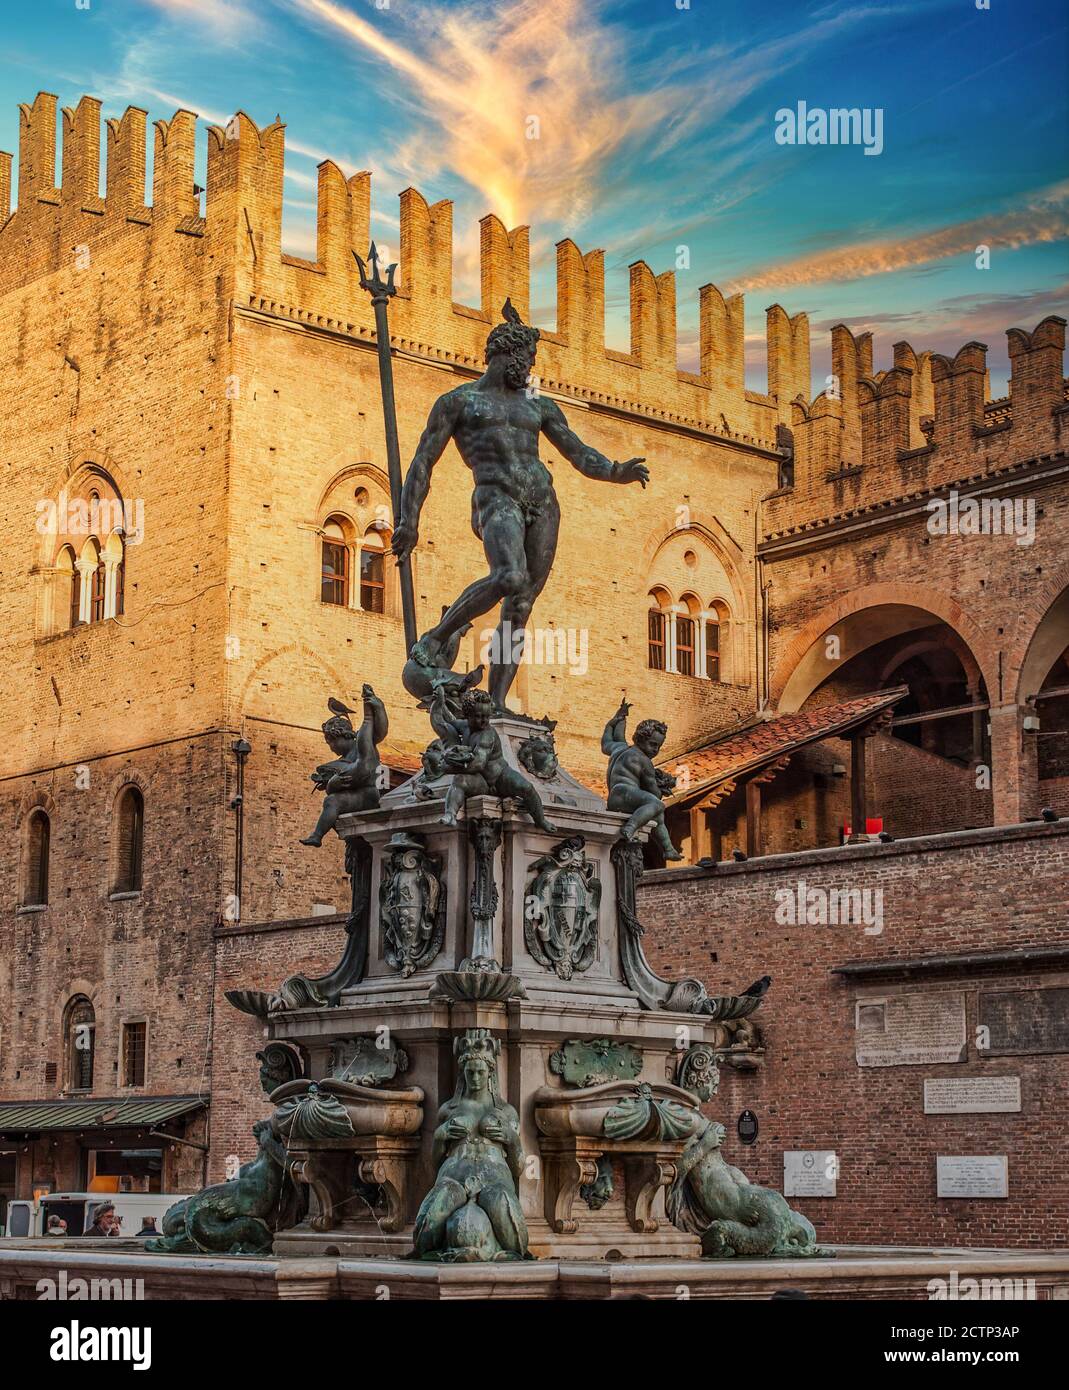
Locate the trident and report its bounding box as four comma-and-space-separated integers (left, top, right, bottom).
354, 242, 418, 654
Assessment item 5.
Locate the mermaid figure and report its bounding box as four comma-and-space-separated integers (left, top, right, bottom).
412, 1029, 530, 1262
667, 1046, 826, 1258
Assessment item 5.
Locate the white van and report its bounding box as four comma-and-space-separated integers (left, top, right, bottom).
3, 1191, 184, 1239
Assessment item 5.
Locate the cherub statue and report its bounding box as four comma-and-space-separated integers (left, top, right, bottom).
428, 685, 556, 832
301, 684, 387, 846
412, 1029, 530, 1262
602, 700, 683, 860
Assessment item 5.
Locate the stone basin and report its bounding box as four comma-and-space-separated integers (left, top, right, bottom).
533, 1079, 701, 1142
269, 1078, 424, 1139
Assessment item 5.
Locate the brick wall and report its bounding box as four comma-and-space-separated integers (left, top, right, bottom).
637, 821, 1069, 1247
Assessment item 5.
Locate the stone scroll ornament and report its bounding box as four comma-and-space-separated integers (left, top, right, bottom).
412, 1029, 531, 1262
379, 831, 446, 977
610, 837, 769, 1020
666, 1045, 828, 1259
524, 835, 602, 980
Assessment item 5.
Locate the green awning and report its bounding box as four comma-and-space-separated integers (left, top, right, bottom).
0, 1096, 206, 1133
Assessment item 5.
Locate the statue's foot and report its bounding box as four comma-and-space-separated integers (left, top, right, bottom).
300, 833, 324, 847
664, 847, 685, 861
536, 820, 559, 835
621, 825, 639, 842
442, 811, 459, 827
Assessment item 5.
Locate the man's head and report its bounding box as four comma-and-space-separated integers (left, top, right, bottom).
91, 1202, 117, 1234
486, 298, 539, 390
46, 1214, 66, 1232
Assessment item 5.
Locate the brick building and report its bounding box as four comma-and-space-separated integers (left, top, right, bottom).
0, 92, 1065, 1242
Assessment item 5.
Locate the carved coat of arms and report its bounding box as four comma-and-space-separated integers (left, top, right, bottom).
524, 835, 601, 980
380, 832, 446, 976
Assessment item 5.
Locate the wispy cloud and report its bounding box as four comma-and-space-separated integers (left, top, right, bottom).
288, 0, 884, 230
727, 183, 1069, 292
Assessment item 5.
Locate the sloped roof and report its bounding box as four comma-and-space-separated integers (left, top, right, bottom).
0, 1096, 206, 1133
662, 686, 909, 807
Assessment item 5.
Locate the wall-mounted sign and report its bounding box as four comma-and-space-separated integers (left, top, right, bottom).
737, 1110, 758, 1145
784, 1150, 838, 1198
936, 1155, 1008, 1199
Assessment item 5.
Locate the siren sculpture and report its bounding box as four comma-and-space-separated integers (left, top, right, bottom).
412, 1030, 530, 1262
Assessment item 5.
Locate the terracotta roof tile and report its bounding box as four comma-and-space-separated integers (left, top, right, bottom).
662, 686, 909, 805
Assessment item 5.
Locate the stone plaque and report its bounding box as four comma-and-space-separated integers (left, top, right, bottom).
936, 1155, 1008, 1199
923, 1076, 1021, 1114
784, 1150, 837, 1198
977, 988, 1069, 1056
855, 991, 967, 1067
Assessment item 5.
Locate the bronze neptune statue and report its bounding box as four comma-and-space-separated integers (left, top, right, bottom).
392, 300, 650, 711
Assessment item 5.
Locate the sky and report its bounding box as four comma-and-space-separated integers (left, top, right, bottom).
2, 0, 1067, 393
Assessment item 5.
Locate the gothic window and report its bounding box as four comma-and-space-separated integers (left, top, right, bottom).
24, 810, 50, 906
705, 618, 721, 681
114, 787, 144, 894
57, 546, 79, 629
104, 531, 125, 619
676, 593, 703, 677
647, 589, 670, 670
65, 997, 95, 1092
360, 527, 387, 613
321, 520, 350, 606
675, 615, 696, 675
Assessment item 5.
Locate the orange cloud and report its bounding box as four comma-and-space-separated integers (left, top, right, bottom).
294, 0, 698, 227
728, 183, 1069, 292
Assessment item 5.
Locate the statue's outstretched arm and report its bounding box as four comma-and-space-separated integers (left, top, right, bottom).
358, 685, 388, 751
541, 399, 649, 487
394, 393, 460, 562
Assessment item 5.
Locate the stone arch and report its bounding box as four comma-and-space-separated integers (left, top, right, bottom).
1016, 577, 1069, 705
771, 584, 995, 712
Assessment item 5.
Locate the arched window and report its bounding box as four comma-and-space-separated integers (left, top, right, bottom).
57, 546, 79, 629
321, 520, 350, 606
79, 539, 105, 624
114, 787, 144, 894
704, 600, 732, 683
676, 594, 702, 677
104, 531, 125, 619
647, 588, 670, 670
705, 615, 721, 680
360, 527, 387, 613
65, 996, 95, 1092
24, 810, 50, 906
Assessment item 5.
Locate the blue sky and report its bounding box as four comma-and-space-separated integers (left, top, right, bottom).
3, 0, 1067, 392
